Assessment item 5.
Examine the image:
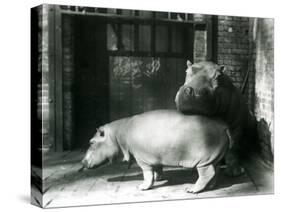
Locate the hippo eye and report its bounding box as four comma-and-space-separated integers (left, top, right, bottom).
100, 131, 105, 137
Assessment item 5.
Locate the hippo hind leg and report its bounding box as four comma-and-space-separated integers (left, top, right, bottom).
207, 165, 220, 190
224, 150, 245, 177
186, 164, 216, 194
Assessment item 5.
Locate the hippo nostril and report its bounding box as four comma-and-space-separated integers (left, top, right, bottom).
184, 87, 194, 96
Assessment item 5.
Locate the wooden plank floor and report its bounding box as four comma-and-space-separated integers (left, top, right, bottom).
41, 150, 274, 208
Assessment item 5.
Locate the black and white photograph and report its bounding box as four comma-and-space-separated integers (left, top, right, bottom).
30, 2, 274, 209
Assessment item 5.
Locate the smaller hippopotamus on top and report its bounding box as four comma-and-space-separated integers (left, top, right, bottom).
175, 60, 259, 176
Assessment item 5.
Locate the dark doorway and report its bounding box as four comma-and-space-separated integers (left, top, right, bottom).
73, 16, 110, 148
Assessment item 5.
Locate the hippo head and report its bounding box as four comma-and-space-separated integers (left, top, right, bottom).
81, 126, 119, 169
175, 60, 226, 115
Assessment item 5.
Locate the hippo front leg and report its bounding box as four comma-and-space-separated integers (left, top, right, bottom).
136, 159, 154, 190
153, 166, 163, 181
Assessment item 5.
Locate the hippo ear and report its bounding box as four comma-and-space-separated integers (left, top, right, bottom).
185, 60, 193, 77
219, 65, 225, 74
186, 60, 192, 68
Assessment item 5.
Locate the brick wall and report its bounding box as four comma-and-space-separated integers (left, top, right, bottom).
245, 17, 257, 110
217, 16, 250, 92
36, 10, 75, 151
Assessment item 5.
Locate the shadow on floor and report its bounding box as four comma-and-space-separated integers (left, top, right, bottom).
107, 168, 250, 191
43, 162, 135, 192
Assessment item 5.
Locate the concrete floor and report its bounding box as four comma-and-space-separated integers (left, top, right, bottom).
33, 150, 274, 208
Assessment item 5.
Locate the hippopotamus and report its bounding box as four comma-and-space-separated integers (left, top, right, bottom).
175, 60, 258, 176
82, 110, 232, 193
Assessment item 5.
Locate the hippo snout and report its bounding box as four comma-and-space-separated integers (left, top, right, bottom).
81, 157, 90, 169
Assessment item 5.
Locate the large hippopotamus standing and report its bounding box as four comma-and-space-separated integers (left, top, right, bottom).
175, 60, 258, 176
82, 110, 232, 193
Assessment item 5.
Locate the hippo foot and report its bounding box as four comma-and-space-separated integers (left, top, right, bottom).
186, 165, 216, 194
138, 183, 152, 190
224, 166, 245, 177
185, 186, 201, 194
